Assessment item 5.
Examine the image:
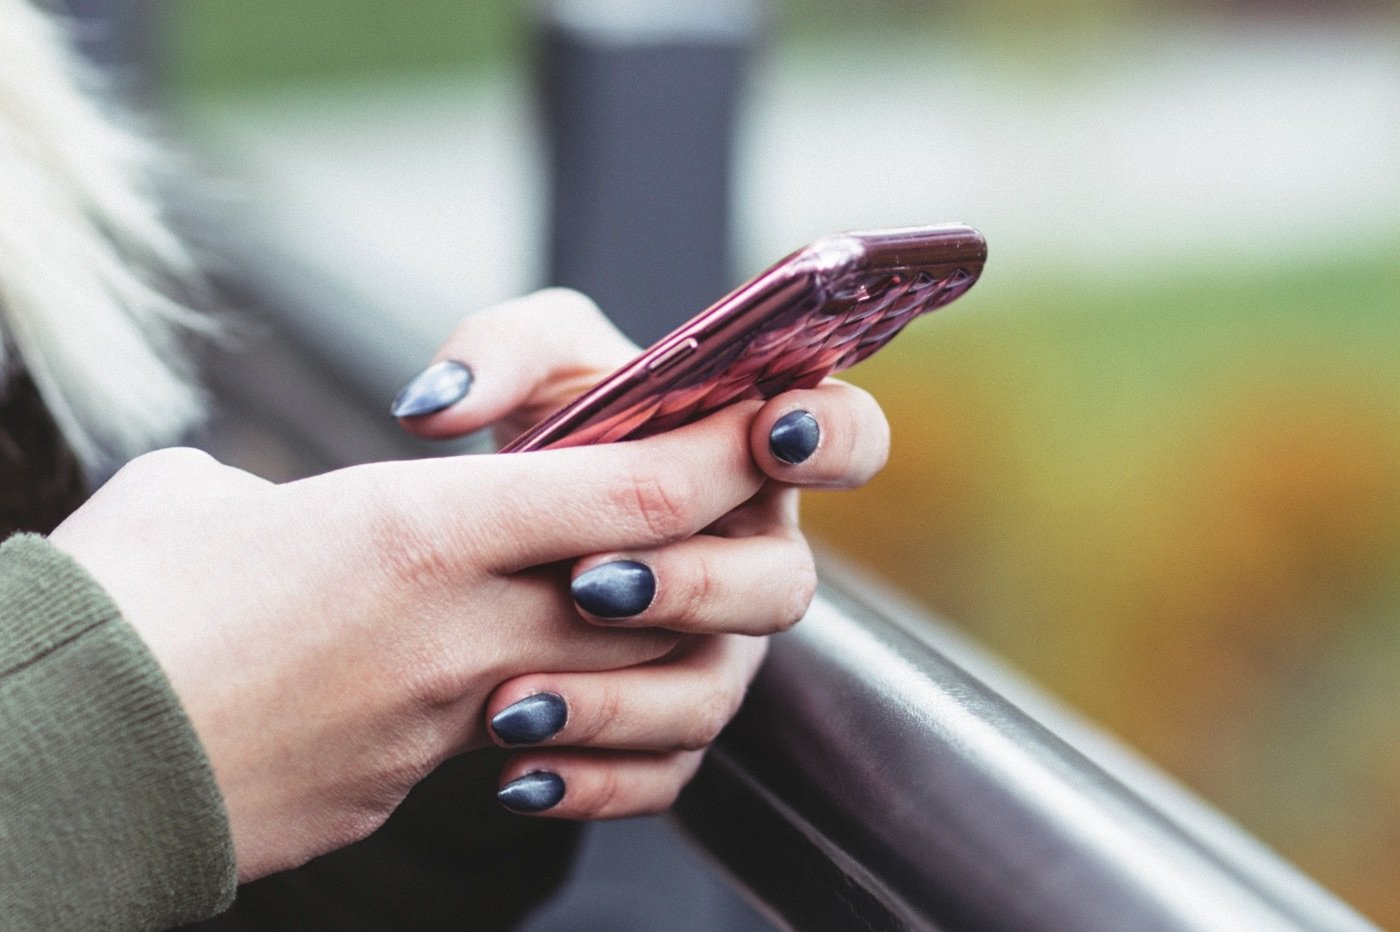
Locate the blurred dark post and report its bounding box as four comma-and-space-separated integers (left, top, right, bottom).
536, 0, 765, 345
59, 0, 161, 105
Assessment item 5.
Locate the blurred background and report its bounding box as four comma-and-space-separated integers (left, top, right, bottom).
135, 0, 1400, 924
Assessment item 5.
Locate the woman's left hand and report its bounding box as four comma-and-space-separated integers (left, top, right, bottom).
395, 288, 889, 818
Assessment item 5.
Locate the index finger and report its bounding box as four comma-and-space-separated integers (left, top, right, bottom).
396, 289, 638, 440
423, 402, 767, 572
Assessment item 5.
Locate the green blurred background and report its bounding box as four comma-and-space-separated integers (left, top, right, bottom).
167, 0, 1400, 923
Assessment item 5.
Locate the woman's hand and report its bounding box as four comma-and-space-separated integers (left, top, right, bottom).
394, 288, 890, 819
48, 395, 785, 881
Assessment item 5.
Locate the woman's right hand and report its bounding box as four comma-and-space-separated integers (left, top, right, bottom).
47, 402, 771, 883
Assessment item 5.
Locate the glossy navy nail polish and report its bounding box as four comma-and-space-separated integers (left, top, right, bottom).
571, 560, 656, 619
491, 693, 568, 746
498, 772, 566, 813
769, 410, 820, 464
390, 360, 473, 418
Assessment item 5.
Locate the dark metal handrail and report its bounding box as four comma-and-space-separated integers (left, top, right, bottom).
677, 566, 1373, 931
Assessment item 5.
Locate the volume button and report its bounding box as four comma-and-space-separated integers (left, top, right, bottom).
645, 337, 699, 374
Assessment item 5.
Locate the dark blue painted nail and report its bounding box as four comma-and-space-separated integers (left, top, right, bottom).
390, 360, 472, 418
769, 410, 820, 464
498, 771, 565, 813
491, 693, 568, 746
571, 560, 656, 619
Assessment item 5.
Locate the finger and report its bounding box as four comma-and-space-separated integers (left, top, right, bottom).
486, 635, 768, 750
750, 379, 890, 489
392, 288, 637, 438
364, 567, 688, 757
437, 565, 684, 680
568, 532, 815, 634
495, 749, 706, 819
706, 482, 798, 539
414, 402, 767, 571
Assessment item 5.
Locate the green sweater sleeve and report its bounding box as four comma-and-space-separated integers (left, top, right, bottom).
0, 534, 236, 930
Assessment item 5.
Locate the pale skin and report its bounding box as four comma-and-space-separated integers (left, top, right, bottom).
49, 288, 890, 882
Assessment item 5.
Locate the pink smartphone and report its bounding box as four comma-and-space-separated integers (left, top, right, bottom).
501, 224, 986, 453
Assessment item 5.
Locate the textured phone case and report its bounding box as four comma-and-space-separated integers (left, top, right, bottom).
504, 227, 984, 452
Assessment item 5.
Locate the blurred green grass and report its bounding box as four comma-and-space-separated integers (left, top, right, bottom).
168, 0, 1170, 98
168, 0, 520, 96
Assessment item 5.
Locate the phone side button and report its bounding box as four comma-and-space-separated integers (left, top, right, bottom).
645, 337, 699, 375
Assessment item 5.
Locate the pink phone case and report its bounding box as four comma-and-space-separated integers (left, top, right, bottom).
502, 225, 986, 452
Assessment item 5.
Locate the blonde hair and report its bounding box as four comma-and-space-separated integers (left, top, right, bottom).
0, 0, 209, 476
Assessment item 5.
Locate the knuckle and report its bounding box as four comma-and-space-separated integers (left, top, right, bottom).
139, 445, 216, 468
814, 384, 889, 488
846, 419, 890, 488
540, 286, 604, 323
623, 470, 693, 544
401, 654, 468, 713
773, 602, 803, 633
376, 732, 443, 790
681, 687, 740, 751
780, 550, 819, 631
103, 447, 259, 509
846, 382, 885, 424
676, 556, 717, 629
370, 634, 462, 718
578, 681, 623, 745
870, 404, 892, 470
638, 786, 682, 817
366, 495, 458, 592
849, 390, 891, 482
113, 446, 215, 483
644, 770, 688, 815
583, 767, 623, 818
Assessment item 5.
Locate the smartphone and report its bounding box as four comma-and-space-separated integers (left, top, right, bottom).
501, 224, 986, 453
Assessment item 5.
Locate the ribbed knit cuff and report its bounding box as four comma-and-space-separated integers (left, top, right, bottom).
0, 533, 236, 929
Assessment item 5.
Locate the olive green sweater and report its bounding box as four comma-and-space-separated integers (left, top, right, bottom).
0, 535, 236, 929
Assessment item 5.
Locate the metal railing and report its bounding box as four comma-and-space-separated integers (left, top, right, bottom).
678, 568, 1372, 931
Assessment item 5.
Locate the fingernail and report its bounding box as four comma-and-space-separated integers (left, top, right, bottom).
571, 560, 656, 619
491, 692, 568, 746
498, 771, 565, 813
390, 360, 473, 418
769, 410, 820, 464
